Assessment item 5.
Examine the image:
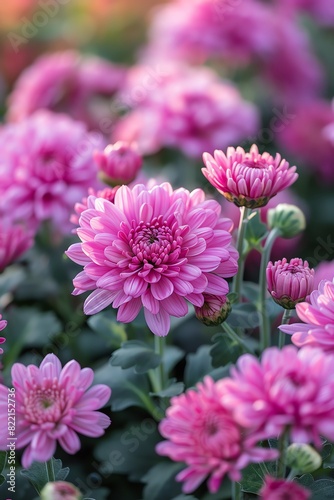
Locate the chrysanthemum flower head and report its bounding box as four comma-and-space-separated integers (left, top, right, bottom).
266, 258, 314, 309
222, 346, 334, 446
0, 354, 111, 468
156, 376, 277, 494
279, 279, 334, 351
66, 182, 238, 336
94, 141, 142, 186
202, 144, 298, 208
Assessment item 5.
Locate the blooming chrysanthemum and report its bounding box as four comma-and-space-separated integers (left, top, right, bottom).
279, 279, 334, 351
266, 258, 314, 309
202, 144, 298, 208
156, 376, 277, 494
0, 354, 111, 468
0, 219, 34, 271
222, 346, 334, 446
6, 50, 126, 131
259, 476, 311, 500
70, 186, 120, 227
0, 111, 104, 233
113, 64, 259, 158
314, 260, 334, 288
66, 182, 238, 336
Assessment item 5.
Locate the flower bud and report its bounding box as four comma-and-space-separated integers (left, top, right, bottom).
286, 443, 322, 474
259, 475, 311, 500
94, 141, 142, 186
40, 481, 82, 500
195, 294, 231, 326
267, 204, 306, 238
266, 258, 314, 309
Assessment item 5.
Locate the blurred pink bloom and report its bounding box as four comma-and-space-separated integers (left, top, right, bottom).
279, 279, 334, 352
0, 353, 111, 468
275, 0, 334, 26
66, 182, 238, 336
277, 101, 334, 182
156, 376, 277, 494
7, 50, 126, 131
0, 111, 104, 233
94, 141, 142, 186
0, 220, 34, 271
266, 258, 314, 309
194, 293, 231, 326
314, 260, 334, 288
202, 144, 298, 208
113, 64, 259, 157
0, 316, 6, 354
259, 476, 311, 500
222, 346, 334, 446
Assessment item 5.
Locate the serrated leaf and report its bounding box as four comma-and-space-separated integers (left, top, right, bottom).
20, 457, 69, 494
94, 362, 151, 412
142, 462, 184, 500
227, 303, 260, 329
150, 381, 185, 398
110, 340, 161, 374
245, 211, 268, 249
184, 345, 213, 388
297, 476, 334, 499
88, 310, 127, 348
210, 332, 244, 368
240, 461, 276, 494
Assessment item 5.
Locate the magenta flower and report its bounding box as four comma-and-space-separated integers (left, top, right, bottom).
279, 279, 334, 351
94, 141, 142, 186
66, 182, 238, 336
156, 376, 277, 494
0, 354, 111, 468
0, 220, 34, 271
266, 258, 314, 309
202, 145, 298, 209
222, 346, 334, 446
0, 315, 7, 355
259, 476, 311, 500
0, 111, 104, 233
194, 294, 231, 326
70, 186, 120, 227
314, 260, 334, 288
113, 64, 259, 158
7, 50, 126, 131
276, 0, 334, 26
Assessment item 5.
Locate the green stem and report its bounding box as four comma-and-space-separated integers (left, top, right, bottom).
222, 322, 253, 354
259, 228, 281, 351
278, 309, 293, 349
232, 481, 242, 500
233, 207, 251, 301
286, 469, 298, 481
155, 335, 165, 390
45, 458, 56, 482
277, 428, 289, 478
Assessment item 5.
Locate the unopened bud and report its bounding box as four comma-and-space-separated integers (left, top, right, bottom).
195, 294, 231, 326
267, 204, 306, 238
94, 141, 142, 186
40, 481, 82, 500
286, 443, 322, 474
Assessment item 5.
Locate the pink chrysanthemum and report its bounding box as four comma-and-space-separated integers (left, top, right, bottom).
279, 279, 334, 351
314, 261, 334, 288
70, 186, 120, 227
0, 315, 7, 355
0, 111, 104, 233
222, 346, 334, 446
202, 144, 298, 208
66, 182, 238, 336
7, 50, 126, 131
0, 354, 111, 468
276, 0, 334, 26
259, 476, 311, 500
0, 219, 34, 271
156, 376, 277, 494
94, 141, 142, 186
266, 258, 314, 309
113, 64, 259, 158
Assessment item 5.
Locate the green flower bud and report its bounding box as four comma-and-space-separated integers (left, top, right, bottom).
286, 443, 322, 474
40, 481, 82, 500
267, 204, 306, 238
195, 294, 231, 326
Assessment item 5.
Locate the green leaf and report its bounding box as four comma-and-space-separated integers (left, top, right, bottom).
227, 303, 260, 329
0, 266, 26, 296
142, 462, 184, 500
240, 461, 276, 494
210, 332, 244, 368
245, 211, 268, 249
94, 425, 162, 482
94, 362, 151, 411
163, 346, 185, 375
0, 451, 6, 474
323, 442, 334, 469
88, 310, 127, 348
20, 458, 69, 494
150, 380, 185, 398
110, 340, 161, 374
172, 496, 198, 500
297, 475, 334, 499
0, 475, 4, 486
184, 345, 213, 388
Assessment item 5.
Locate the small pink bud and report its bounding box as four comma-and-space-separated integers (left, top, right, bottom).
195, 294, 231, 326
94, 141, 142, 186
266, 258, 314, 309
259, 476, 311, 500
40, 481, 82, 500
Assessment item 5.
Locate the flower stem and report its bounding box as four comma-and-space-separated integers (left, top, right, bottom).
222, 322, 253, 354
277, 428, 289, 479
45, 458, 56, 482
233, 207, 251, 301
286, 469, 298, 481
148, 336, 166, 394
232, 481, 243, 500
259, 228, 281, 351
278, 309, 293, 349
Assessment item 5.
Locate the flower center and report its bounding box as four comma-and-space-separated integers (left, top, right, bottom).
24, 381, 69, 425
